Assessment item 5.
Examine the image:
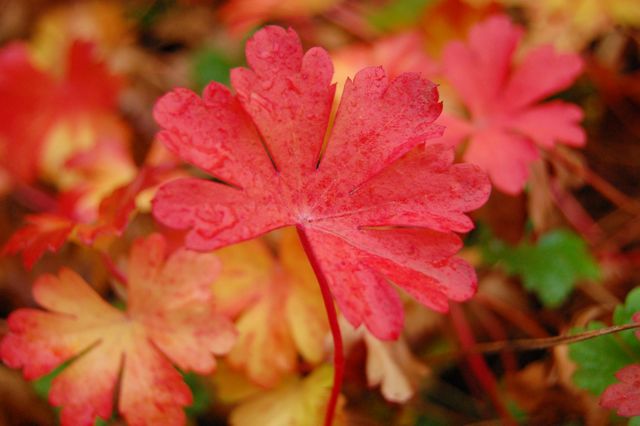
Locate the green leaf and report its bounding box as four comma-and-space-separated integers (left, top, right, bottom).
629, 416, 640, 426
191, 48, 234, 90
613, 287, 640, 350
368, 0, 436, 31
569, 322, 636, 395
485, 229, 600, 307
32, 360, 70, 398
415, 415, 447, 426
570, 287, 640, 394
184, 372, 212, 417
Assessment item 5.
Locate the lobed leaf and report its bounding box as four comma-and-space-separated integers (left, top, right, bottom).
229, 365, 345, 426
0, 234, 236, 426
152, 26, 490, 339
212, 229, 328, 387
440, 14, 585, 194
570, 288, 640, 395
486, 229, 600, 307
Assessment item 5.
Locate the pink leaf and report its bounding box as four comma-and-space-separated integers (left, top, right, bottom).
0, 234, 236, 426
601, 364, 640, 417
442, 15, 585, 194
152, 26, 490, 339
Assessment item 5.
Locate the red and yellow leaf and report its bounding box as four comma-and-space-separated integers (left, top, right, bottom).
213, 229, 328, 387
152, 26, 490, 340
600, 364, 640, 417
0, 39, 127, 191
229, 365, 345, 426
0, 234, 236, 426
3, 164, 175, 268
2, 214, 75, 269
440, 15, 584, 194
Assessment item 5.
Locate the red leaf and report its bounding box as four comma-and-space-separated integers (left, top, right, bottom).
0, 43, 56, 182
2, 214, 75, 269
601, 364, 640, 417
152, 26, 490, 340
3, 165, 171, 268
440, 15, 585, 194
75, 165, 168, 244
0, 40, 121, 185
0, 234, 236, 426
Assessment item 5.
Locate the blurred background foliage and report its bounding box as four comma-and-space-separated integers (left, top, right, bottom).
0, 0, 639, 424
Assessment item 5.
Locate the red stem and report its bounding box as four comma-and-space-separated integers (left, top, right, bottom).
100, 252, 128, 287
296, 226, 343, 426
450, 304, 515, 425
13, 182, 58, 212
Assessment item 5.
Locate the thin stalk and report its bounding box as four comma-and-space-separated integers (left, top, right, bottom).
427, 322, 640, 365
450, 304, 515, 425
473, 322, 640, 354
100, 252, 128, 287
296, 226, 343, 426
13, 182, 58, 212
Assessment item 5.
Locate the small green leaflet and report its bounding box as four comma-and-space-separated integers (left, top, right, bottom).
183, 372, 212, 418
483, 229, 600, 307
191, 48, 235, 90
368, 0, 436, 31
569, 287, 640, 395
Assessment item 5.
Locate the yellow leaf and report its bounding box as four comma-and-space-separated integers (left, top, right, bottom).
508, 0, 640, 51
230, 365, 345, 426
281, 230, 328, 364
213, 229, 329, 387
364, 333, 429, 403
341, 317, 428, 403
30, 1, 131, 73
210, 362, 263, 404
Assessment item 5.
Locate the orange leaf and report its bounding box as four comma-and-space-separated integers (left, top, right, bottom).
0, 234, 236, 426
2, 214, 75, 269
229, 365, 345, 426
213, 229, 328, 387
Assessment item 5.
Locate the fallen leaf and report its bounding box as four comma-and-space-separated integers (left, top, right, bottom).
484, 229, 600, 307
229, 365, 345, 426
214, 229, 328, 387
601, 364, 640, 417
0, 234, 236, 426
440, 15, 584, 194
152, 26, 490, 340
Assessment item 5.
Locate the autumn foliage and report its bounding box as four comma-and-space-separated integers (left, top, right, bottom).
0, 1, 639, 425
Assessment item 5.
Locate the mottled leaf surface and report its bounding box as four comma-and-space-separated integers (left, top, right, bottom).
152, 26, 490, 339
0, 234, 236, 426
441, 15, 584, 194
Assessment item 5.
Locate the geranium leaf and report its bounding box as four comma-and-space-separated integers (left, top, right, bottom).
229, 365, 345, 426
597, 289, 640, 418
569, 321, 636, 395
486, 229, 600, 307
2, 214, 75, 269
601, 364, 640, 417
3, 165, 172, 268
0, 40, 121, 185
440, 15, 585, 194
152, 26, 490, 340
613, 288, 640, 349
212, 230, 328, 387
570, 288, 640, 395
0, 234, 236, 426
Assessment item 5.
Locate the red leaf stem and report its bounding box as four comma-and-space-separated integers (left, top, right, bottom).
549, 177, 603, 244
13, 182, 58, 212
450, 304, 515, 425
100, 252, 128, 287
469, 303, 517, 374
297, 226, 344, 426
